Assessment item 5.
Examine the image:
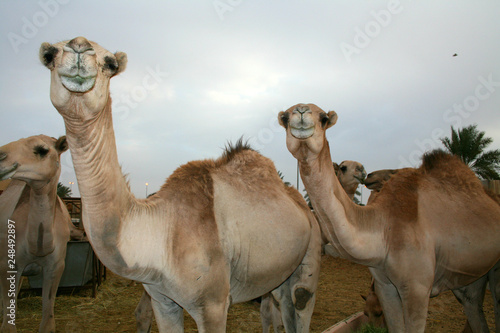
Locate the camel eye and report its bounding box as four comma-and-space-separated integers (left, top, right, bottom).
340, 165, 347, 173
34, 145, 49, 157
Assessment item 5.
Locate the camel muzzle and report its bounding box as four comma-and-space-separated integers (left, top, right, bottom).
64, 36, 94, 55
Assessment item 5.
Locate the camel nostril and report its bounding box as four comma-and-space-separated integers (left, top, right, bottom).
294, 106, 310, 115
0, 152, 6, 161
65, 37, 94, 54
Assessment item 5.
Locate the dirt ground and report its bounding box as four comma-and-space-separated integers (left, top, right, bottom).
12, 255, 496, 332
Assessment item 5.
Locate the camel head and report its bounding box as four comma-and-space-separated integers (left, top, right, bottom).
278, 103, 337, 159
337, 160, 366, 187
39, 36, 127, 118
0, 135, 68, 190
361, 281, 387, 329
364, 169, 400, 192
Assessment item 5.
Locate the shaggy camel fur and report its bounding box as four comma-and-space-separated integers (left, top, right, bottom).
40, 37, 321, 333
365, 168, 500, 332
279, 103, 500, 332
0, 135, 71, 333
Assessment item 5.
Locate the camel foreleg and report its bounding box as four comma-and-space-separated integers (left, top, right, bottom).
40, 260, 65, 333
371, 273, 405, 333
488, 261, 500, 333
272, 218, 321, 333
260, 293, 283, 333
135, 290, 153, 333
452, 275, 489, 333
142, 285, 184, 333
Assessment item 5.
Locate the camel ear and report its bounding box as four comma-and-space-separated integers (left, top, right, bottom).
55, 136, 68, 154
333, 162, 339, 175
278, 111, 289, 129
39, 42, 59, 70
326, 111, 338, 129
113, 51, 128, 76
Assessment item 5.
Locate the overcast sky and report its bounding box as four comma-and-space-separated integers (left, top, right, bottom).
1, 1, 500, 203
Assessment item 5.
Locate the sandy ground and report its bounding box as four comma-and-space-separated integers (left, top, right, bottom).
11, 255, 496, 332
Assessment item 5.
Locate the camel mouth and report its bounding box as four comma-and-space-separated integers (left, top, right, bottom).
60, 74, 96, 93
354, 175, 366, 185
290, 126, 315, 139
0, 163, 18, 180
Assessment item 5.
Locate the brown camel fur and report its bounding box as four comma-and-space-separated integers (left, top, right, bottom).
0, 135, 71, 333
279, 103, 500, 332
40, 37, 321, 333
365, 168, 500, 332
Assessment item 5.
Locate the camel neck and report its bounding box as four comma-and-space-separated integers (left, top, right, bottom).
298, 140, 382, 264
62, 97, 134, 273
27, 180, 57, 256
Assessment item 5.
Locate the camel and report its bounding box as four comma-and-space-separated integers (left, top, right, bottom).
259, 161, 365, 333
334, 161, 366, 200
278, 103, 500, 332
39, 37, 321, 333
365, 167, 500, 332
361, 279, 386, 329
134, 182, 315, 333
0, 135, 71, 333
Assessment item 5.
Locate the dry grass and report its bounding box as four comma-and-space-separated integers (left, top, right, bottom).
10, 255, 496, 332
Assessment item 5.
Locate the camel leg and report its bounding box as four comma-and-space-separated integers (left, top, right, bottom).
488, 261, 500, 333
39, 260, 65, 333
135, 290, 153, 333
147, 295, 183, 333
373, 279, 405, 332
272, 220, 321, 333
188, 295, 230, 333
400, 281, 432, 333
260, 293, 283, 333
452, 275, 489, 333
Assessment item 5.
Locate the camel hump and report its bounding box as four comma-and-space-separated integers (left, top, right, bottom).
220, 137, 254, 164
421, 149, 457, 171
420, 149, 482, 188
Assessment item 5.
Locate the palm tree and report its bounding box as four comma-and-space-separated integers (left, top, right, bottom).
277, 171, 292, 187
440, 125, 500, 180
57, 182, 72, 198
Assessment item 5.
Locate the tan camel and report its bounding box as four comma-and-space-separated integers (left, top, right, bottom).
365, 167, 500, 332
334, 161, 366, 200
0, 135, 71, 333
279, 103, 500, 332
40, 37, 321, 333
260, 163, 365, 333
135, 182, 315, 333
361, 279, 386, 329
